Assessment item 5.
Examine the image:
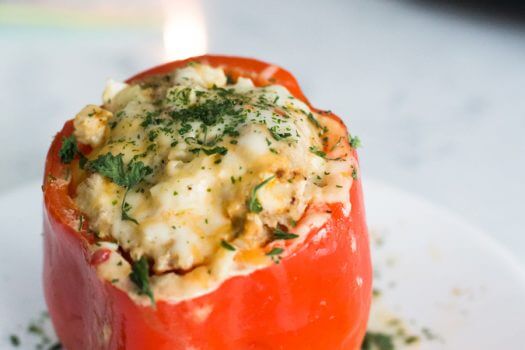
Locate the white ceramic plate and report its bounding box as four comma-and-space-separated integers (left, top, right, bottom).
364, 180, 525, 350
0, 180, 524, 349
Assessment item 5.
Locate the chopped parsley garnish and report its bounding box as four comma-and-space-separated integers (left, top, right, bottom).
28, 321, 44, 335
352, 167, 358, 180
77, 215, 84, 231
140, 111, 162, 128
307, 112, 322, 128
85, 153, 140, 187
9, 334, 20, 346
121, 201, 137, 224
170, 90, 246, 133
404, 335, 419, 344
309, 146, 327, 158
247, 175, 275, 213
85, 153, 152, 223
58, 135, 78, 164
269, 126, 292, 141
361, 332, 394, 350
190, 146, 228, 156
178, 123, 192, 135
349, 134, 361, 149
266, 247, 284, 256
78, 153, 88, 169
21, 311, 62, 349
220, 240, 236, 251
272, 228, 299, 240
129, 256, 155, 305
309, 146, 342, 161
148, 130, 159, 142
168, 87, 192, 106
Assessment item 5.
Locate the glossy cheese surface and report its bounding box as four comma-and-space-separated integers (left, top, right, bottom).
72, 63, 355, 303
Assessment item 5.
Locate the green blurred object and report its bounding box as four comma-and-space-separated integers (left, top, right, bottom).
0, 2, 160, 29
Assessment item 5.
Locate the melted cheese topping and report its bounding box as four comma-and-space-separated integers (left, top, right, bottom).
73, 63, 356, 303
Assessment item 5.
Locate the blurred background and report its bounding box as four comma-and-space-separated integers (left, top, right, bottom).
0, 0, 524, 262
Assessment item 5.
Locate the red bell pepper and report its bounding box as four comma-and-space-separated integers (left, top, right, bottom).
43, 55, 372, 349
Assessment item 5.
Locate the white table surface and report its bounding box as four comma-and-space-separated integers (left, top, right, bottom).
0, 0, 524, 263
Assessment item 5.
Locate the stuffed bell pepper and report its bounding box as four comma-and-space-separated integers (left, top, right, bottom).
42, 55, 372, 349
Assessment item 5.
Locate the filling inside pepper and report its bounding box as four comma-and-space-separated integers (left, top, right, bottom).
65, 62, 356, 303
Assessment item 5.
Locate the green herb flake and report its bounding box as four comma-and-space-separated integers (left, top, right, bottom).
78, 153, 88, 169
77, 215, 84, 232
9, 334, 20, 346
85, 153, 152, 224
269, 126, 292, 141
220, 240, 236, 251
129, 256, 155, 305
266, 247, 284, 256
205, 146, 228, 156
352, 167, 358, 180
58, 135, 78, 164
27, 323, 43, 335
404, 335, 419, 344
309, 146, 327, 158
190, 146, 228, 156
140, 111, 161, 128
273, 228, 299, 240
247, 175, 275, 213
85, 153, 129, 187
349, 134, 362, 149
361, 331, 394, 350
121, 200, 138, 224
307, 112, 322, 128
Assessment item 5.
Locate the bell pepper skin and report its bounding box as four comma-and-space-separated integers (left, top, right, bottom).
43, 55, 372, 350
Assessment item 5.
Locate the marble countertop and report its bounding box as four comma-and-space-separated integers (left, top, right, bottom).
0, 0, 524, 262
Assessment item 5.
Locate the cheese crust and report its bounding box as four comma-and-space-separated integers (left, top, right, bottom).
72, 63, 355, 303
